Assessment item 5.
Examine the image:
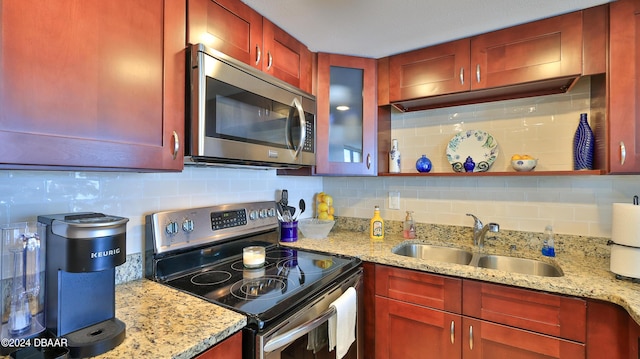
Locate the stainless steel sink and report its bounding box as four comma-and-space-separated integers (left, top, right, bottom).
392, 244, 473, 265
475, 255, 563, 277
392, 243, 564, 277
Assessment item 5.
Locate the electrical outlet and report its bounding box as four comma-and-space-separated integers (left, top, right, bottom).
388, 191, 400, 210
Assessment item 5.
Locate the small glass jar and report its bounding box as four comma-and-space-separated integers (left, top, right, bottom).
243, 246, 265, 268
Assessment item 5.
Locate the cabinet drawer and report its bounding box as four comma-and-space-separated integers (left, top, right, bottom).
375, 265, 461, 313
463, 280, 586, 343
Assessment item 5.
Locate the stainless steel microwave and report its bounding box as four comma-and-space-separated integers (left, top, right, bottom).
185, 44, 316, 169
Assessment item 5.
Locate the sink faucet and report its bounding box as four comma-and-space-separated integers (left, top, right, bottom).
466, 213, 500, 248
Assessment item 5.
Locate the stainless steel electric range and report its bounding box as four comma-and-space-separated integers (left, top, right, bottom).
145, 201, 363, 359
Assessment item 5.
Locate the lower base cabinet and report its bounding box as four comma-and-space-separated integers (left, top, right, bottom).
375, 296, 461, 359
373, 264, 587, 359
194, 331, 242, 359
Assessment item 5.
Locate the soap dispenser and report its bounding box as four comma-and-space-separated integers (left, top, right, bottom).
541, 225, 556, 257
403, 211, 416, 239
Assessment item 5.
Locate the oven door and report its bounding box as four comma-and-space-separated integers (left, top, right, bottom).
188, 44, 316, 168
256, 269, 363, 359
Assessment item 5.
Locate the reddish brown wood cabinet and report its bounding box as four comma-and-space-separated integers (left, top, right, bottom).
389, 39, 471, 102
387, 10, 584, 111
315, 53, 377, 176
373, 264, 587, 359
608, 0, 640, 173
187, 0, 312, 92
0, 0, 185, 171
194, 331, 242, 359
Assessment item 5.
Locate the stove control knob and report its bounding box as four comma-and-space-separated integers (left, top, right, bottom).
249, 210, 259, 220
259, 209, 268, 218
165, 221, 179, 235
267, 208, 276, 217
182, 219, 194, 232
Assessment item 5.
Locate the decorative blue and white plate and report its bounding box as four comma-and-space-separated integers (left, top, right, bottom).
446, 130, 499, 172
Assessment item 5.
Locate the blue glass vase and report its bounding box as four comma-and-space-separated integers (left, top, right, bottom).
573, 113, 595, 170
415, 155, 432, 173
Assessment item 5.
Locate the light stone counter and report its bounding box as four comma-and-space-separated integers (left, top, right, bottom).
284, 225, 640, 326
92, 279, 246, 359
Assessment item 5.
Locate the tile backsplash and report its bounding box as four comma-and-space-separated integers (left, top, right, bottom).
323, 77, 639, 239
0, 167, 322, 254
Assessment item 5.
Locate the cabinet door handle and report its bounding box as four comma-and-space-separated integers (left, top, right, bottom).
620, 141, 626, 166
459, 67, 464, 85
476, 64, 481, 83
255, 45, 261, 66
172, 131, 180, 160
450, 321, 455, 344
366, 154, 371, 169
469, 325, 474, 350
267, 51, 273, 70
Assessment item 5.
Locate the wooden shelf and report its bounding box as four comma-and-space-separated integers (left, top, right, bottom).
379, 170, 604, 177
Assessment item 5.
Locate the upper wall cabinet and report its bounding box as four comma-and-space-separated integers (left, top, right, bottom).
0, 0, 185, 171
388, 10, 587, 111
608, 0, 640, 173
187, 0, 312, 93
315, 53, 377, 176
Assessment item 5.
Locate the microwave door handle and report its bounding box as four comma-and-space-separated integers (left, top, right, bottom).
290, 97, 306, 159
263, 305, 336, 353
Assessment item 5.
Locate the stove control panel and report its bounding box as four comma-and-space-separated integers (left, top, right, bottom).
147, 201, 279, 255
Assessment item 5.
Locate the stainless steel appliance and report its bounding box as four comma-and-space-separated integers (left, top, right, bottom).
186, 44, 316, 169
146, 202, 362, 359
38, 213, 129, 358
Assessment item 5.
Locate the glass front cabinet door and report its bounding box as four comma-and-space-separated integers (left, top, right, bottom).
315, 53, 377, 175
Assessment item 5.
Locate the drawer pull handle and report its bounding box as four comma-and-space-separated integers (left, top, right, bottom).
476, 64, 481, 83
459, 67, 464, 85
267, 52, 273, 70
450, 321, 455, 344
469, 325, 474, 350
366, 153, 371, 169
620, 141, 626, 165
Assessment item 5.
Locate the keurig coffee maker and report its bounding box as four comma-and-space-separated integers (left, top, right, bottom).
38, 213, 129, 358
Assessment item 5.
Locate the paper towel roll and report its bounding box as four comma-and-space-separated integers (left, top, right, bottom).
610, 244, 640, 279
611, 203, 640, 247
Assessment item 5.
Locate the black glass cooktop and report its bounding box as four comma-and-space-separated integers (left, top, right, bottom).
163, 243, 359, 328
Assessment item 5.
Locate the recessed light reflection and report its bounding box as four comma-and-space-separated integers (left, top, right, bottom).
336, 105, 350, 111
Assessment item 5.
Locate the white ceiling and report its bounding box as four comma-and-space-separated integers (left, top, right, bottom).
242, 0, 613, 59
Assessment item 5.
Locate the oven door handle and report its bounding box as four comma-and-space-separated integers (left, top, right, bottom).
263, 305, 336, 353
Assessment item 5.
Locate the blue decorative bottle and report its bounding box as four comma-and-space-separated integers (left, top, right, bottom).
463, 156, 475, 172
573, 113, 595, 170
415, 155, 432, 173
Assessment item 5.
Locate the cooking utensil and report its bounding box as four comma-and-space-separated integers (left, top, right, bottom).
294, 199, 306, 220
634, 195, 639, 205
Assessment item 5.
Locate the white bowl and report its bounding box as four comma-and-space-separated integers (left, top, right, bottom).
298, 218, 335, 239
511, 159, 538, 172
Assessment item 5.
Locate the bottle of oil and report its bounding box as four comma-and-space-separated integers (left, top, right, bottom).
370, 206, 385, 240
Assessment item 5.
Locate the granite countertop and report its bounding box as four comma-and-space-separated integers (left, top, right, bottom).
283, 228, 640, 326
91, 280, 246, 359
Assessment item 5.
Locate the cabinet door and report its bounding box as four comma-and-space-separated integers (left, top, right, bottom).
0, 0, 184, 171
389, 39, 471, 102
462, 318, 585, 359
470, 11, 582, 90
315, 53, 377, 175
608, 0, 640, 173
187, 0, 263, 69
586, 300, 630, 359
262, 19, 313, 93
375, 296, 461, 359
194, 331, 242, 359
463, 280, 586, 343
